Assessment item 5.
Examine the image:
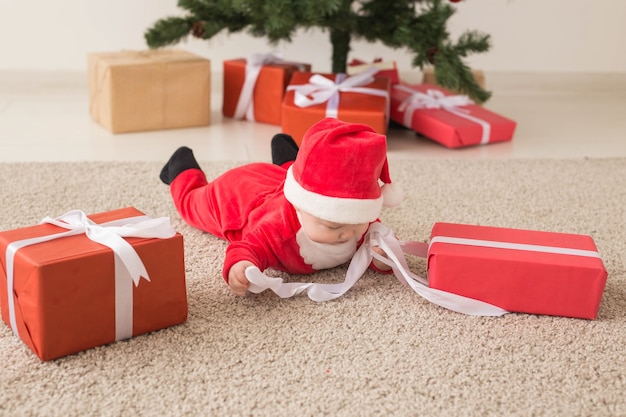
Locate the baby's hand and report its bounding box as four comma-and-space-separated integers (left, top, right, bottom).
371, 246, 392, 272
228, 260, 255, 296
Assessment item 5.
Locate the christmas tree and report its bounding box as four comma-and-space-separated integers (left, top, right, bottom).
145, 0, 491, 103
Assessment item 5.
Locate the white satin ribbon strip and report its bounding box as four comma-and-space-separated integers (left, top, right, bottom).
245, 222, 509, 316
394, 84, 491, 145
429, 236, 601, 258
5, 210, 176, 341
233, 52, 307, 121
287, 67, 390, 121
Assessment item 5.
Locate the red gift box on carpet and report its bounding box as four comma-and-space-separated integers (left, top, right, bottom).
0, 207, 188, 361
427, 222, 608, 319
281, 68, 390, 145
390, 83, 516, 148
223, 54, 311, 125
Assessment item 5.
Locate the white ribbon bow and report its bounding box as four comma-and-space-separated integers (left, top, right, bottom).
233, 52, 307, 121
394, 85, 492, 145
5, 210, 176, 341
287, 66, 390, 119
246, 222, 509, 316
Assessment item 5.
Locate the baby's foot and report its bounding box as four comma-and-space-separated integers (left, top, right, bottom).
159, 146, 201, 185
271, 133, 299, 166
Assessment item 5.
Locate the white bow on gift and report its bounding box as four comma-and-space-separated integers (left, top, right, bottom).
5, 210, 176, 341
394, 85, 492, 145
246, 222, 508, 316
234, 52, 307, 121
287, 66, 390, 120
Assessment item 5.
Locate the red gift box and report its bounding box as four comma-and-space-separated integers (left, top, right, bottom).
222, 56, 311, 125
427, 222, 608, 319
0, 207, 188, 361
281, 69, 390, 145
347, 58, 400, 84
390, 83, 516, 148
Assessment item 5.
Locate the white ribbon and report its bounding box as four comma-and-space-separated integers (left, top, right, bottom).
287, 66, 390, 120
233, 52, 307, 121
5, 210, 176, 341
394, 84, 492, 145
246, 222, 509, 316
429, 236, 602, 258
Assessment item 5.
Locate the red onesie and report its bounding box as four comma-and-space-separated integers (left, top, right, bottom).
169, 161, 370, 282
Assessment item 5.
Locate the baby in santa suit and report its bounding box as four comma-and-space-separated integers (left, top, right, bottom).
159, 118, 403, 296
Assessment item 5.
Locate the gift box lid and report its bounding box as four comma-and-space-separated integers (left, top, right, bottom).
429, 222, 606, 268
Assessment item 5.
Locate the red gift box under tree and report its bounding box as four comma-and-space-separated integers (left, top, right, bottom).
390, 83, 516, 148
281, 67, 390, 145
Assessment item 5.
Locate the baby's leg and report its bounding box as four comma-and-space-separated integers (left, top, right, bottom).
161, 147, 226, 238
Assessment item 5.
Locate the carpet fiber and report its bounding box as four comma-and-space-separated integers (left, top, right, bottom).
1, 158, 625, 417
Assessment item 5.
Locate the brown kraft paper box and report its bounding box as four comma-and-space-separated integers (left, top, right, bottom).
88, 49, 211, 133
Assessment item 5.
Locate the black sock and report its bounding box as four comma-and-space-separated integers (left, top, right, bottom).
271, 133, 299, 166
159, 146, 201, 185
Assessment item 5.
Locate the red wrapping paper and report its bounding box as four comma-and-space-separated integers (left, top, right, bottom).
390, 83, 516, 148
0, 207, 188, 360
427, 222, 608, 319
222, 58, 311, 125
281, 71, 390, 145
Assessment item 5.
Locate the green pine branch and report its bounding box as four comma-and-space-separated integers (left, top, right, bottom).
144, 0, 493, 102
145, 17, 196, 48
433, 46, 491, 103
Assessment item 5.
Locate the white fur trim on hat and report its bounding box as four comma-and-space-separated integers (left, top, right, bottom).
284, 166, 383, 224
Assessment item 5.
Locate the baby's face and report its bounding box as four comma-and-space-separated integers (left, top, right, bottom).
298, 210, 369, 245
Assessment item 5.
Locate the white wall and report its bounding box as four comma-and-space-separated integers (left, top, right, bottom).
1, 0, 625, 73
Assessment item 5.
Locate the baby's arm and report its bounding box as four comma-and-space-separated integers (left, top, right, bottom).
224, 232, 272, 296
227, 260, 255, 296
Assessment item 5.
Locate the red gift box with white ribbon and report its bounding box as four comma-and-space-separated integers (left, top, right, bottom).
222, 53, 311, 125
281, 68, 390, 145
427, 222, 608, 319
390, 83, 516, 148
0, 207, 188, 360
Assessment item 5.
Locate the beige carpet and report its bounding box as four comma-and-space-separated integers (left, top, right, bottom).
1, 158, 625, 417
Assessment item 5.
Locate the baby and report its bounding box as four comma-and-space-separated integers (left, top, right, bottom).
160, 118, 402, 295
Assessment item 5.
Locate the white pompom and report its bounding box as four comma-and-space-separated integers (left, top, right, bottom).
382, 183, 404, 207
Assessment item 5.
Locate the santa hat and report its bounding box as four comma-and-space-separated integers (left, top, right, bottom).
284, 118, 403, 224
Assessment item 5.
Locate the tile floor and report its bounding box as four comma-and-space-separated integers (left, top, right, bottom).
1, 71, 625, 163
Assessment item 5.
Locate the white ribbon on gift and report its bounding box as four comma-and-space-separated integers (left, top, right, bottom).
233, 52, 307, 121
286, 66, 390, 120
429, 236, 602, 258
246, 222, 509, 316
394, 84, 492, 145
4, 210, 176, 341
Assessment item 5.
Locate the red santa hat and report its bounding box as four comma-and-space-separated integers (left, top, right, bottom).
284, 118, 403, 224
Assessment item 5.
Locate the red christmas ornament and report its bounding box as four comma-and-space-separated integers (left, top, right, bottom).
449, 0, 462, 2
